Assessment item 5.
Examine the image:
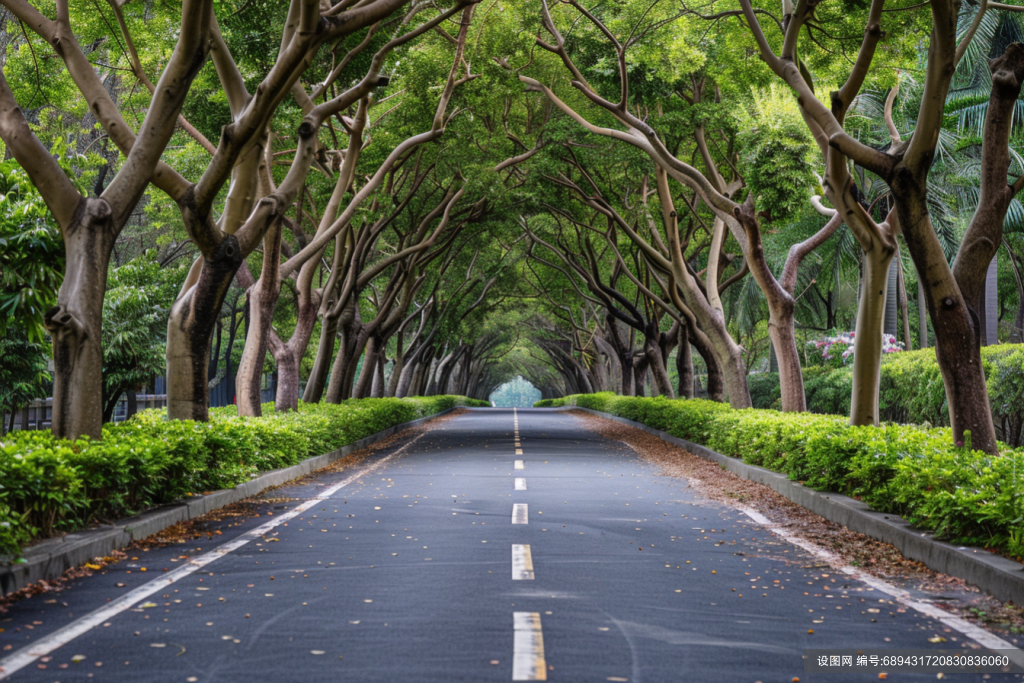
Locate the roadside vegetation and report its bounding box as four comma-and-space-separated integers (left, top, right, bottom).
0, 396, 485, 559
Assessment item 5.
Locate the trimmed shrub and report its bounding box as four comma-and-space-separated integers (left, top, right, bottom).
0, 395, 486, 562
539, 393, 1024, 559
747, 345, 1024, 445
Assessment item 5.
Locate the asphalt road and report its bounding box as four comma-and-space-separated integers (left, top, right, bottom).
0, 408, 1018, 682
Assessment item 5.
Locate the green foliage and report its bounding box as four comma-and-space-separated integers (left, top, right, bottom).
0, 395, 487, 561
0, 327, 50, 423
747, 372, 782, 411
735, 85, 819, 224
743, 346, 1024, 446
0, 160, 63, 342
539, 393, 1024, 558
101, 253, 185, 420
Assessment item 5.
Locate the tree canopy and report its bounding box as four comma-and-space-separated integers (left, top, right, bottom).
3, 0, 1024, 454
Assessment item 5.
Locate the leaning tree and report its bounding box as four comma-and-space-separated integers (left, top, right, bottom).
737, 0, 1024, 452
0, 0, 467, 437
0, 0, 215, 438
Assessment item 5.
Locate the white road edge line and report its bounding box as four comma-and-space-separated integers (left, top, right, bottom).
512, 612, 547, 681
512, 544, 535, 580
0, 432, 427, 680
514, 478, 527, 491
514, 460, 525, 470
738, 505, 1024, 665
512, 503, 529, 524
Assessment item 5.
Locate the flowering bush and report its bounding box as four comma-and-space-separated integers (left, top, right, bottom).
809, 331, 903, 367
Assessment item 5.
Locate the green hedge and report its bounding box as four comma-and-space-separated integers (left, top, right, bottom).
747, 345, 1024, 445
0, 396, 487, 562
537, 393, 1024, 560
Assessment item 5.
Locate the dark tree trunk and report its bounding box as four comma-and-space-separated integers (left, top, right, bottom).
688, 325, 724, 402
352, 335, 381, 399
166, 236, 244, 421
325, 324, 359, 403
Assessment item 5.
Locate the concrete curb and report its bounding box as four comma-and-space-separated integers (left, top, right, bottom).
559, 406, 1024, 606
0, 407, 459, 596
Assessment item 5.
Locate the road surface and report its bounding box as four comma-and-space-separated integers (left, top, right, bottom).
0, 408, 1018, 681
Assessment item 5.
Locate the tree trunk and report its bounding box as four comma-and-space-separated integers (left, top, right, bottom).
270, 276, 321, 412
643, 324, 675, 398
395, 344, 424, 398
410, 353, 430, 396
387, 331, 405, 397
101, 384, 126, 424
325, 324, 359, 403
768, 299, 805, 412
430, 350, 455, 395
167, 138, 261, 422
126, 389, 138, 419
353, 337, 380, 399
236, 224, 283, 417
46, 208, 115, 439
274, 345, 301, 411
897, 250, 912, 349
849, 245, 895, 426
883, 258, 899, 338
981, 255, 998, 345
166, 236, 244, 421
918, 278, 929, 348
633, 356, 647, 397
676, 322, 693, 399
683, 325, 721, 401
303, 312, 339, 403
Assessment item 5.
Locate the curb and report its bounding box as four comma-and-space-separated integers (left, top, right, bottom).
0, 407, 458, 596
559, 406, 1024, 606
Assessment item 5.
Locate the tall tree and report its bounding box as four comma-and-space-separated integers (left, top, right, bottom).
0, 0, 214, 438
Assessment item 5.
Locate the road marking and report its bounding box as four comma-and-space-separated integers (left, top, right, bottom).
515, 448, 523, 455
514, 478, 527, 490
0, 433, 426, 680
514, 459, 525, 470
512, 612, 547, 681
512, 544, 535, 580
512, 503, 529, 524
739, 506, 1024, 665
